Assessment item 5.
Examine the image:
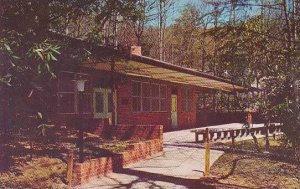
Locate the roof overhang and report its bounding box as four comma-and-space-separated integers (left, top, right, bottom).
82, 54, 246, 92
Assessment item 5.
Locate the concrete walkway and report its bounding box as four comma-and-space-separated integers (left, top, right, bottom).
78, 123, 264, 189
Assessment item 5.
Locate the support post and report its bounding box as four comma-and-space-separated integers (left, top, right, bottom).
230, 130, 235, 148
66, 151, 74, 186
77, 91, 84, 163
79, 126, 84, 163
195, 132, 199, 142
110, 56, 117, 126
204, 128, 210, 177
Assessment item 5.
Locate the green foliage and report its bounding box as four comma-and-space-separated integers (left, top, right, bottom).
274, 100, 300, 148
171, 5, 203, 68
27, 40, 60, 75
0, 0, 143, 133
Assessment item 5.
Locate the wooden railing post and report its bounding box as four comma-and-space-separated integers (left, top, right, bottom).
204, 128, 210, 177
265, 122, 270, 151
66, 151, 74, 186
195, 132, 199, 142
230, 130, 235, 148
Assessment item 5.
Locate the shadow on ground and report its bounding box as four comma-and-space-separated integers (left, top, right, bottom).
107, 168, 255, 189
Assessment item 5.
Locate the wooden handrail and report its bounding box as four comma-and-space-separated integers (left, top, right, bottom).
193, 124, 282, 143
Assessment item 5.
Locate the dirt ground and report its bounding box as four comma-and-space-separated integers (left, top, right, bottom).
211, 137, 300, 189
0, 127, 134, 189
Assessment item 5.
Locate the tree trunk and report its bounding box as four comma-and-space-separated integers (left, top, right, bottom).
159, 0, 165, 61
265, 121, 270, 151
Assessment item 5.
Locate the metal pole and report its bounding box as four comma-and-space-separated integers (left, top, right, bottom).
67, 151, 74, 186
111, 56, 117, 126
78, 91, 84, 163
204, 128, 210, 176
79, 124, 84, 163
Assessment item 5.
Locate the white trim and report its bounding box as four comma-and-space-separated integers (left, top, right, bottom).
93, 88, 112, 119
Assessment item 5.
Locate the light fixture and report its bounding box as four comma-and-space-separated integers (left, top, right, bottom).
73, 79, 87, 92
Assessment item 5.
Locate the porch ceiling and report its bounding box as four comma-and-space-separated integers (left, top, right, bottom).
83, 58, 245, 92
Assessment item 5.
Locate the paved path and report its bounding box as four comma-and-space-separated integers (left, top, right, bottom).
78, 123, 264, 189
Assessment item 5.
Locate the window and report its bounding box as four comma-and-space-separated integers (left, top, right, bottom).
57, 71, 92, 114
143, 83, 151, 112
151, 84, 160, 111
132, 82, 141, 112
215, 93, 222, 111
93, 88, 112, 118
204, 93, 214, 111
160, 85, 167, 111
95, 92, 104, 113
182, 88, 193, 112
132, 81, 167, 112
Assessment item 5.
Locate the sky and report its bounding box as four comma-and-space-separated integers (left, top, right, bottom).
147, 0, 261, 27
146, 0, 202, 26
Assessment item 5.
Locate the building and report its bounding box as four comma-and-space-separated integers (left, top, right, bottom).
53, 34, 246, 132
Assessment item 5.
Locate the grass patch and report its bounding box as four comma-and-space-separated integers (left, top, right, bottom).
211, 153, 300, 189
211, 137, 300, 189
0, 157, 67, 189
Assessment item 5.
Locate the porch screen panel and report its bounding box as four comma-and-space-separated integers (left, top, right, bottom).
160, 85, 167, 111
58, 93, 75, 113
58, 72, 74, 92
151, 84, 159, 111
58, 72, 75, 114
132, 81, 141, 112
81, 93, 92, 113
75, 73, 92, 114
57, 71, 92, 114
142, 83, 151, 112
107, 91, 112, 113
214, 93, 221, 111
95, 92, 104, 113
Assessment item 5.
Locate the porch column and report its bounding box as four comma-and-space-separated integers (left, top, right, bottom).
111, 56, 117, 126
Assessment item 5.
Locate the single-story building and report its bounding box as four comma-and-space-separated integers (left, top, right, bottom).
51, 34, 246, 132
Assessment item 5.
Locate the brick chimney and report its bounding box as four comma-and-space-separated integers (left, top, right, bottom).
130, 46, 142, 56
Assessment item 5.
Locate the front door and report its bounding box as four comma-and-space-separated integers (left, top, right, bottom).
171, 95, 178, 129
93, 88, 112, 119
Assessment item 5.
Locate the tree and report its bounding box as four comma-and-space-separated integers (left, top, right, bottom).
171, 5, 202, 68
0, 0, 142, 132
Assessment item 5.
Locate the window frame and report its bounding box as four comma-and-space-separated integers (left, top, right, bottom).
93, 88, 112, 118
151, 83, 160, 112
132, 81, 142, 112
57, 71, 92, 115
132, 81, 168, 113
159, 85, 167, 111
